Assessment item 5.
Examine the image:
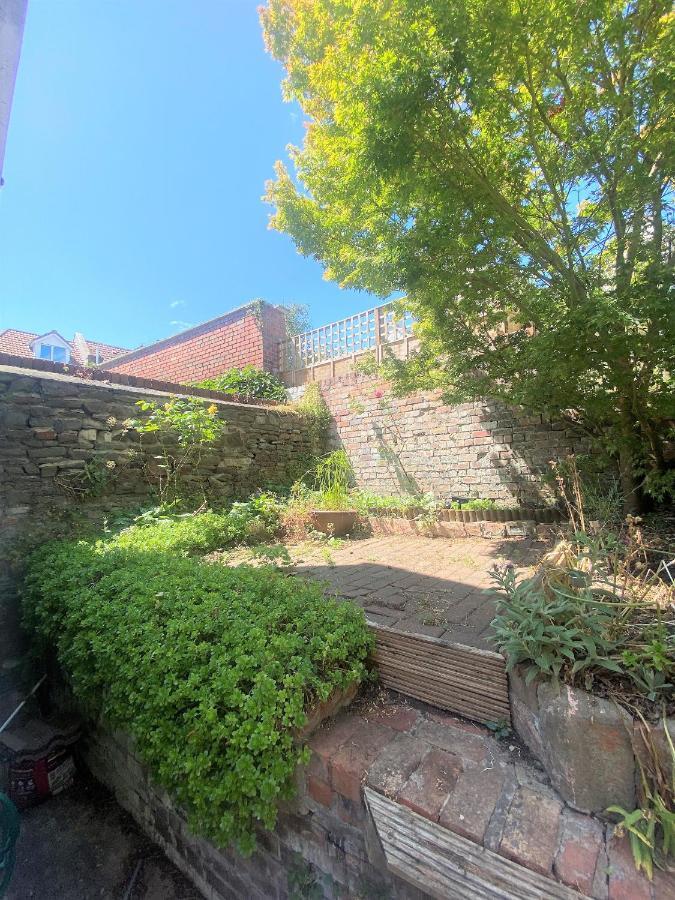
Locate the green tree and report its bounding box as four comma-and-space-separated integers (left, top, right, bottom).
261, 0, 674, 511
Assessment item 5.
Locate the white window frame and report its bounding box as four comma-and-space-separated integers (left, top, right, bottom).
30, 332, 71, 364
37, 343, 70, 363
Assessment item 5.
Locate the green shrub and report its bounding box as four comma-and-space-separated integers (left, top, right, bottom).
22, 536, 372, 853
490, 535, 674, 707
112, 496, 283, 555
128, 397, 225, 503
196, 366, 288, 402
293, 384, 331, 457
113, 510, 232, 554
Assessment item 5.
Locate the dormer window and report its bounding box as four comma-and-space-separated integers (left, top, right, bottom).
38, 343, 69, 363
29, 331, 71, 364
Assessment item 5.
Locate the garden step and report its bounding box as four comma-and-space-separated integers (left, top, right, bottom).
368, 623, 510, 726
364, 786, 586, 900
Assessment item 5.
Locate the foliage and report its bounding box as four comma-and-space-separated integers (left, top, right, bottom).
196, 365, 288, 403
313, 450, 354, 510
551, 453, 625, 529
608, 713, 674, 879
485, 720, 513, 741
128, 397, 225, 502
261, 0, 675, 510
490, 528, 674, 711
449, 498, 496, 510
54, 456, 119, 501
280, 303, 311, 337
22, 530, 372, 854
350, 490, 417, 515
293, 383, 332, 457
112, 497, 283, 556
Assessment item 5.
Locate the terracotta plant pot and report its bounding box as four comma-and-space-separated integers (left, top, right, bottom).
310, 509, 358, 537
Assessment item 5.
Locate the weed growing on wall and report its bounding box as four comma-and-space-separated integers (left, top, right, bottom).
293, 384, 331, 457
196, 366, 288, 402
22, 520, 372, 853
128, 397, 225, 502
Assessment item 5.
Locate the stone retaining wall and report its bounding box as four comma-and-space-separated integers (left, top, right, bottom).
510, 667, 675, 817
0, 363, 312, 699
0, 363, 309, 544
320, 373, 589, 504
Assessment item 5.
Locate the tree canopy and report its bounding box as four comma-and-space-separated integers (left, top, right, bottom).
261, 0, 674, 508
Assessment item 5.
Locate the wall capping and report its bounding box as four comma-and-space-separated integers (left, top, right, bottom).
0, 353, 282, 408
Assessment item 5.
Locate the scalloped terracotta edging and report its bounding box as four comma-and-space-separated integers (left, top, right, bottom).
366, 506, 565, 524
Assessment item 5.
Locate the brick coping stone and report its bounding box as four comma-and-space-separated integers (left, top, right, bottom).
305, 691, 673, 900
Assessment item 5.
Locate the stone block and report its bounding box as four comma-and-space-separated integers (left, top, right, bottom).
307, 713, 364, 780
553, 808, 606, 896
439, 763, 506, 843
414, 718, 488, 767
329, 722, 396, 802
537, 682, 636, 814
607, 832, 652, 900
366, 735, 430, 798
307, 776, 334, 808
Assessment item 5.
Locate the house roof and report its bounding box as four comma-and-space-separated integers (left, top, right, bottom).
0, 328, 128, 366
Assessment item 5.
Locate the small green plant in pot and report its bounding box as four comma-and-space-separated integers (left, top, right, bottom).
311, 450, 357, 536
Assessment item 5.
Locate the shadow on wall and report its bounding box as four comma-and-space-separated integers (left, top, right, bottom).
371, 423, 421, 495
325, 383, 588, 505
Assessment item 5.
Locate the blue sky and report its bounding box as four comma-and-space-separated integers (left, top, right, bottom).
0, 0, 372, 350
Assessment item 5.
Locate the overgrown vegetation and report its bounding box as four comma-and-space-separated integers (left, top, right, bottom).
127, 397, 224, 502
22, 516, 372, 854
608, 712, 674, 881
491, 526, 673, 713
195, 366, 288, 402
293, 383, 332, 457
491, 522, 674, 878
313, 450, 353, 510
111, 495, 283, 555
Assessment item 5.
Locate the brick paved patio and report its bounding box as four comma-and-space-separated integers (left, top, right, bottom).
290, 535, 544, 650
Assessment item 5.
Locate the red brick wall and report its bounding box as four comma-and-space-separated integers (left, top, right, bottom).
104, 305, 287, 383
318, 372, 589, 505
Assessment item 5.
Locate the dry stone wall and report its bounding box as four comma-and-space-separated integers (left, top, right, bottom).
320, 373, 588, 504
0, 363, 311, 680
0, 364, 310, 544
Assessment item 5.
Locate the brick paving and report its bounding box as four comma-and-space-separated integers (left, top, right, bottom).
303, 691, 669, 900
290, 534, 544, 649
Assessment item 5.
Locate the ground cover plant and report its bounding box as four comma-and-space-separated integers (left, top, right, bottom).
491, 525, 674, 714
22, 516, 372, 854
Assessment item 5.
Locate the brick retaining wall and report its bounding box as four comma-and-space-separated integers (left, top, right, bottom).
320, 373, 588, 504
